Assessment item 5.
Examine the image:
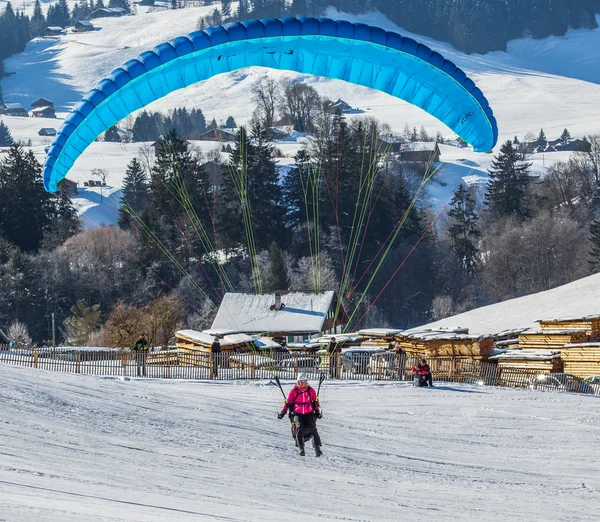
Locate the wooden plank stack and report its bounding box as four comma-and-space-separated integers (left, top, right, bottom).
517, 329, 588, 349
490, 350, 563, 373
561, 343, 600, 377
175, 330, 255, 354
394, 329, 494, 361
537, 315, 600, 339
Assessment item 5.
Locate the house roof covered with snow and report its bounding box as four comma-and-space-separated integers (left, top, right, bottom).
401, 141, 439, 152
211, 291, 336, 335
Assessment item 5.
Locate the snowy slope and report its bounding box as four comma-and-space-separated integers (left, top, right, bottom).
3, 7, 600, 142
1, 364, 599, 521
1, 7, 599, 224
414, 272, 600, 336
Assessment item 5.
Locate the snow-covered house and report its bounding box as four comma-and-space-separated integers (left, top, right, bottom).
45, 26, 65, 36
74, 20, 95, 32
90, 7, 127, 18
31, 98, 54, 110
210, 291, 347, 341
400, 142, 441, 163
197, 128, 236, 142
2, 103, 28, 117
30, 106, 56, 118
38, 128, 57, 137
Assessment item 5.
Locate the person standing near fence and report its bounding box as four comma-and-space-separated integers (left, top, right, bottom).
134, 333, 149, 377
211, 337, 221, 378
328, 337, 338, 378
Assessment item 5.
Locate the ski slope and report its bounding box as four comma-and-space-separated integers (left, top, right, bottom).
1, 364, 599, 521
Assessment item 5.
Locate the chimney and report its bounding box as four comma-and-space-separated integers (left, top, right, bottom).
274, 292, 282, 311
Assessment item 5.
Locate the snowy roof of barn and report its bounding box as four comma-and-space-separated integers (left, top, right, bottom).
211, 291, 336, 334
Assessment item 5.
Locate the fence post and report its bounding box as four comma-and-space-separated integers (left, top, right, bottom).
251, 352, 256, 380
76, 351, 81, 373
33, 348, 38, 369
497, 366, 502, 387
457, 359, 462, 383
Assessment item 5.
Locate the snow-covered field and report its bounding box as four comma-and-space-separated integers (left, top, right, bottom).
1, 364, 599, 521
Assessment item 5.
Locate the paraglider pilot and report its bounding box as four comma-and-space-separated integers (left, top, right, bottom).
278, 373, 323, 457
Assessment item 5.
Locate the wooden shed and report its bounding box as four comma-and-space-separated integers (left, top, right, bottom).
561, 343, 600, 378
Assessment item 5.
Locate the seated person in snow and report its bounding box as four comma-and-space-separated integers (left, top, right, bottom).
413, 358, 433, 386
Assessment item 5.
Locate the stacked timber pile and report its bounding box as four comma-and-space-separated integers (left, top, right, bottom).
561, 343, 600, 377
176, 330, 255, 353
147, 350, 179, 366
537, 315, 600, 340
394, 328, 494, 361
489, 349, 563, 373
358, 328, 403, 349
517, 329, 588, 350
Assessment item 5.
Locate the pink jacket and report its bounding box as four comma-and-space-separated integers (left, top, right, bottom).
282, 385, 320, 415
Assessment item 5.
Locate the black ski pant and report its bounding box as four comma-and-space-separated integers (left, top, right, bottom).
294, 414, 322, 450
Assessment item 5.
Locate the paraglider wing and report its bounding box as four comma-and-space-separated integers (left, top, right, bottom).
43, 17, 498, 192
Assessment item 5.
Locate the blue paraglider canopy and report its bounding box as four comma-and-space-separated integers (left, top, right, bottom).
43, 17, 498, 192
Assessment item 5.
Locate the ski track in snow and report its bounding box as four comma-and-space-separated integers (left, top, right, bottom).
0, 365, 599, 521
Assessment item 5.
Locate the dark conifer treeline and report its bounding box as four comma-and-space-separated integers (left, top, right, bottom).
252, 0, 600, 54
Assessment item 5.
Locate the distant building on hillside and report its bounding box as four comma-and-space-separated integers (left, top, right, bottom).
31, 106, 56, 118
400, 142, 441, 163
2, 103, 28, 117
197, 128, 236, 142
555, 139, 591, 152
90, 7, 127, 18
31, 98, 54, 110
45, 26, 65, 36
327, 98, 353, 113
74, 20, 95, 32
38, 128, 57, 137
59, 178, 78, 196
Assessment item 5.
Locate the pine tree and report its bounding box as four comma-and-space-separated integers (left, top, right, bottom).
119, 158, 147, 229
537, 128, 547, 150
31, 0, 46, 37
264, 242, 289, 292
589, 219, 600, 273
65, 300, 101, 346
221, 0, 231, 18
237, 0, 248, 18
560, 128, 571, 145
447, 183, 480, 276
225, 115, 237, 128
104, 125, 121, 142
0, 144, 77, 252
0, 120, 13, 146
485, 140, 533, 221
209, 117, 218, 130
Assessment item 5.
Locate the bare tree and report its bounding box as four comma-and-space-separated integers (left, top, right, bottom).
571, 134, 600, 199
289, 253, 338, 293
144, 295, 186, 350
102, 301, 144, 348
278, 79, 321, 134
540, 161, 579, 209
431, 295, 454, 321
252, 78, 278, 129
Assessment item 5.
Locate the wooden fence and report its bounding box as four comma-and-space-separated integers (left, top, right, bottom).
0, 345, 597, 395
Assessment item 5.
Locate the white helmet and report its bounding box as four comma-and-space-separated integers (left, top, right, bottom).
297, 373, 309, 383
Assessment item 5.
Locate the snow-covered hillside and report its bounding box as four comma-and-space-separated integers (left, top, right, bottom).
415, 272, 600, 336
1, 7, 599, 224
1, 364, 599, 521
